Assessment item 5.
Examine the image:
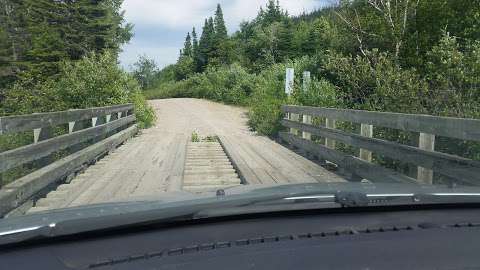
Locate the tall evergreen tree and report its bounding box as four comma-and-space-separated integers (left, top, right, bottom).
0, 0, 26, 92
0, 0, 133, 90
192, 27, 199, 57
277, 20, 295, 60
197, 17, 215, 71
207, 17, 216, 58
214, 4, 228, 40
182, 32, 193, 57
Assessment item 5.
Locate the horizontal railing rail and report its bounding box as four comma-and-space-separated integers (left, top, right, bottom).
0, 104, 133, 135
281, 105, 480, 185
0, 104, 137, 216
0, 115, 136, 173
283, 105, 480, 142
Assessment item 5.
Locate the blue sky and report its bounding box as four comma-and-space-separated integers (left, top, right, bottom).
119, 0, 330, 70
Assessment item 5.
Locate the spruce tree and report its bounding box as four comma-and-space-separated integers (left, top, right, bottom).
197, 19, 210, 71
277, 20, 295, 60
262, 0, 284, 25
214, 4, 228, 40
192, 27, 199, 58
182, 32, 193, 57
0, 0, 133, 88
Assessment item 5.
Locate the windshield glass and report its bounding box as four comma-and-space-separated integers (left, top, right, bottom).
0, 0, 479, 226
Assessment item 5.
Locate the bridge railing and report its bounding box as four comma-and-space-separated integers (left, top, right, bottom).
0, 104, 137, 216
281, 105, 480, 185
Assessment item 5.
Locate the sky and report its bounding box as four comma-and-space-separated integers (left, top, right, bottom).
119, 0, 330, 70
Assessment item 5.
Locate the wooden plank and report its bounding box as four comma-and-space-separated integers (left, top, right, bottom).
0, 104, 133, 135
166, 136, 188, 192
0, 115, 136, 173
282, 105, 480, 142
218, 135, 262, 185
281, 119, 480, 184
0, 125, 138, 217
279, 132, 417, 184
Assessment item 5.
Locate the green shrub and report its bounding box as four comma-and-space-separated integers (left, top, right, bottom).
248, 56, 340, 136
129, 90, 156, 128
144, 63, 255, 106
324, 50, 428, 113
424, 34, 480, 118
2, 52, 156, 128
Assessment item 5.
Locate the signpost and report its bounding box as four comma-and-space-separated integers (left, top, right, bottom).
285, 68, 294, 95
285, 68, 299, 135
302, 71, 312, 140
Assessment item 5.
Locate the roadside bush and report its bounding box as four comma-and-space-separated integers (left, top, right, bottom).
324, 50, 428, 113
249, 56, 340, 136
144, 63, 256, 106
424, 34, 480, 118
2, 52, 156, 128
130, 90, 156, 128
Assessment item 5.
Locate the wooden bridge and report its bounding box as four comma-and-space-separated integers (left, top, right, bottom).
1, 98, 480, 217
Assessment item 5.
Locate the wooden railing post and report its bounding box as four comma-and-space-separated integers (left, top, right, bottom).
92, 117, 98, 127
33, 126, 53, 167
68, 122, 76, 134
34, 127, 52, 143
359, 124, 373, 162
33, 128, 41, 144
290, 113, 300, 136
418, 133, 435, 184
302, 115, 312, 140
325, 119, 336, 149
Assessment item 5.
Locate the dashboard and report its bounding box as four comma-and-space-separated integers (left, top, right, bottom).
1, 207, 480, 269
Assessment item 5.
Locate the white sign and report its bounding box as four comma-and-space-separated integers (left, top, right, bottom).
285, 68, 294, 95
303, 71, 311, 92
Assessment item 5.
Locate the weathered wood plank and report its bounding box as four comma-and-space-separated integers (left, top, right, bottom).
279, 132, 417, 184
281, 119, 480, 184
0, 104, 133, 135
219, 136, 256, 184
165, 135, 188, 192
0, 125, 138, 217
0, 115, 136, 173
282, 105, 480, 142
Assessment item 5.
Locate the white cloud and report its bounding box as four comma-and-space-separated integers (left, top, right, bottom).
122, 0, 217, 29
122, 0, 325, 30
120, 43, 180, 70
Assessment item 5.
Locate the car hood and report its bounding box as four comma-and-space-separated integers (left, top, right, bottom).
1, 182, 480, 246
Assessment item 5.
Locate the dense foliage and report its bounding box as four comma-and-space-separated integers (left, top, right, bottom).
142, 0, 479, 139
0, 0, 154, 127
0, 0, 156, 185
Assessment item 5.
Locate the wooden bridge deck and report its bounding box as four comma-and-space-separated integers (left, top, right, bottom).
28, 99, 344, 212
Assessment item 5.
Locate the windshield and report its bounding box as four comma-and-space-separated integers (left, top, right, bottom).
0, 0, 479, 228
